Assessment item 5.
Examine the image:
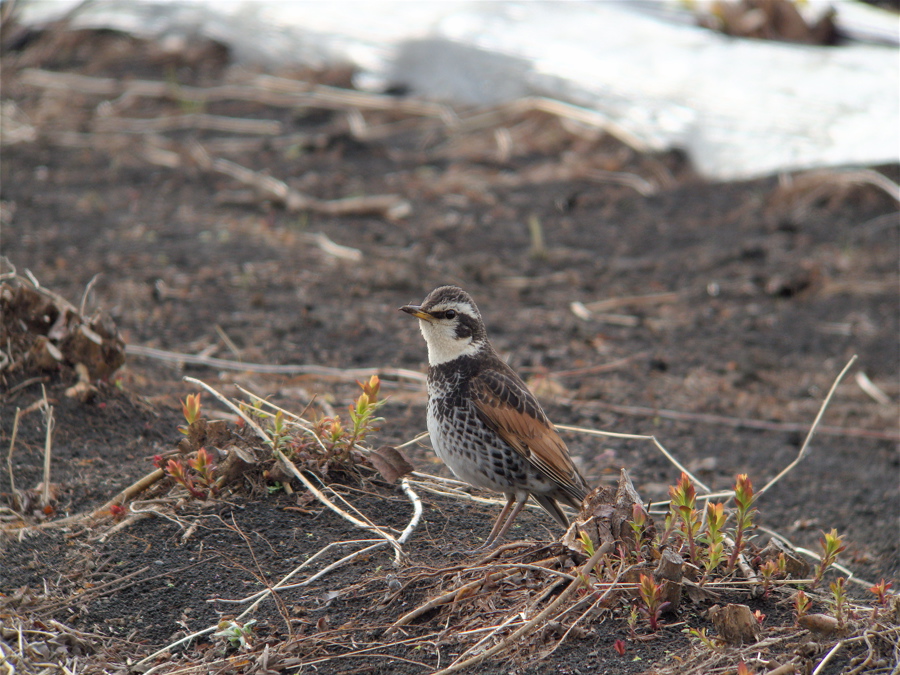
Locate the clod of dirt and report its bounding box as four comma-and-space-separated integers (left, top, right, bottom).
709, 603, 762, 645
798, 613, 842, 636
654, 547, 685, 612
564, 468, 656, 554
758, 537, 810, 578
0, 279, 125, 382
216, 444, 257, 485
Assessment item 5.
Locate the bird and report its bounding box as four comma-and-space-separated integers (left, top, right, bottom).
400, 285, 590, 549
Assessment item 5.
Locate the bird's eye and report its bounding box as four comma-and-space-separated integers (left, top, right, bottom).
444, 309, 457, 320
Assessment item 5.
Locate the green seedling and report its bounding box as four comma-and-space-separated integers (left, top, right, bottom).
577, 531, 606, 581
626, 603, 640, 638
284, 376, 388, 472
214, 618, 256, 651
685, 626, 723, 651
266, 409, 293, 456
178, 392, 202, 435
341, 376, 386, 453
829, 576, 848, 627
758, 553, 786, 597
868, 579, 892, 607
154, 447, 218, 500
669, 472, 700, 563
726, 474, 757, 572
637, 573, 670, 632
812, 528, 846, 588
580, 530, 596, 557
629, 503, 648, 559
699, 501, 727, 579
188, 447, 218, 492
346, 376, 386, 452
794, 590, 811, 623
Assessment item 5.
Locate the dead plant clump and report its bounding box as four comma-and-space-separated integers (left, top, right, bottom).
1, 272, 898, 675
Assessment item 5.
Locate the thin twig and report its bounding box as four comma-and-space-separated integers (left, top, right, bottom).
757, 526, 874, 589
136, 626, 219, 674
758, 355, 858, 496
581, 291, 680, 313
222, 514, 293, 638
93, 113, 282, 136
20, 68, 455, 121
183, 376, 270, 444
6, 407, 21, 495
556, 423, 711, 493
275, 449, 405, 561
722, 535, 758, 582
811, 639, 844, 675
79, 273, 100, 316
244, 542, 386, 603
232, 384, 313, 425
397, 479, 423, 548
0, 465, 161, 532
41, 401, 54, 508
0, 375, 47, 397
854, 370, 891, 406
212, 539, 382, 604
453, 580, 570, 663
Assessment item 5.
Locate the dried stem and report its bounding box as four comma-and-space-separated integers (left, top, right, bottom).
41, 402, 54, 508
758, 355, 858, 497
556, 424, 711, 493
6, 407, 20, 495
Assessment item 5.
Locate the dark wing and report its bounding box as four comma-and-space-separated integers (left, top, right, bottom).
470, 365, 589, 503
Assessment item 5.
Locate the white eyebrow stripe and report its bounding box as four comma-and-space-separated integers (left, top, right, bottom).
428, 301, 479, 318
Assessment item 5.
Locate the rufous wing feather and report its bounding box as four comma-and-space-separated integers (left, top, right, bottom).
470, 368, 587, 501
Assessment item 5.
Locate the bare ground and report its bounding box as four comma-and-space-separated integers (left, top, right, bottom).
1, 26, 899, 675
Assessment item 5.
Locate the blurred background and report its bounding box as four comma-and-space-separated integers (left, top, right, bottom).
1, 1, 898, 670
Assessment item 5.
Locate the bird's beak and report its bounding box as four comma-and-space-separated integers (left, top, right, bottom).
400, 304, 434, 322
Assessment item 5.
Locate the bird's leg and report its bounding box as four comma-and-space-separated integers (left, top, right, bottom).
479, 494, 516, 549
466, 493, 529, 552
455, 494, 514, 554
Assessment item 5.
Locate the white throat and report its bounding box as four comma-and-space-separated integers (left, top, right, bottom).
419, 320, 482, 365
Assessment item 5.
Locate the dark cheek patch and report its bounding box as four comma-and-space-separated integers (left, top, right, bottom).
454, 317, 475, 339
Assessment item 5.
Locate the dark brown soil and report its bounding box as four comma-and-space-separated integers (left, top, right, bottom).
1, 26, 898, 675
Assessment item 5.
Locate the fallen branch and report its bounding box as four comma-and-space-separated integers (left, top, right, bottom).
189, 142, 411, 218
128, 344, 426, 383
19, 68, 455, 121
572, 398, 896, 442
93, 113, 282, 136
0, 467, 166, 533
